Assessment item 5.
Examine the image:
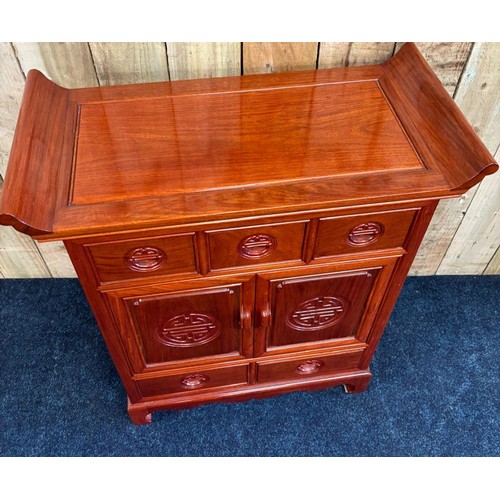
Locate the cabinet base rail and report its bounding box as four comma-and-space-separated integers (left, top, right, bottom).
127, 369, 372, 425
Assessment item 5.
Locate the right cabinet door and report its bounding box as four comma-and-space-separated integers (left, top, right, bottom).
254, 259, 397, 356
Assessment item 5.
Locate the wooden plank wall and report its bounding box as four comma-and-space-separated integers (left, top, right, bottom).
0, 42, 498, 277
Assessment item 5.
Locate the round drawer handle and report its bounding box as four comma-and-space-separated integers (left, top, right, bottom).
125, 246, 166, 271
238, 234, 276, 259
347, 222, 384, 247
296, 359, 324, 375
181, 373, 209, 388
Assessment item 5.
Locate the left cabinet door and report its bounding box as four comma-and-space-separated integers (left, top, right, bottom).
105, 277, 255, 374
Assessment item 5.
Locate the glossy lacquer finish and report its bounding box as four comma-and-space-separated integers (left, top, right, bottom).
1, 43, 497, 425
264, 270, 379, 350
72, 81, 422, 205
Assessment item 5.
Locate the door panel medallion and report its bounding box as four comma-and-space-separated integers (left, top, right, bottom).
238, 234, 276, 259
347, 222, 384, 247
156, 313, 220, 347
287, 296, 346, 331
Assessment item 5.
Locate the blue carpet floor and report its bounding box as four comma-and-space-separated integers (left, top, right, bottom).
0, 276, 498, 456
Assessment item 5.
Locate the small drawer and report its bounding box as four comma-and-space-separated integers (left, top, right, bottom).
256, 349, 363, 384
136, 364, 249, 398
207, 221, 307, 270
314, 209, 417, 259
87, 233, 197, 283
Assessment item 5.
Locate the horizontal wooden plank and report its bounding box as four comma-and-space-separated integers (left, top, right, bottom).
346, 42, 395, 66
319, 42, 396, 71
243, 42, 318, 74
317, 42, 351, 68
13, 42, 98, 87
167, 42, 240, 80
89, 42, 169, 85
319, 42, 397, 70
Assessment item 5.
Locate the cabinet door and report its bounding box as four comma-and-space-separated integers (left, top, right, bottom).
105, 278, 254, 373
254, 264, 392, 356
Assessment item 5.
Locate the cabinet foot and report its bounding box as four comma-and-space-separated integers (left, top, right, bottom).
343, 373, 372, 394
127, 399, 152, 425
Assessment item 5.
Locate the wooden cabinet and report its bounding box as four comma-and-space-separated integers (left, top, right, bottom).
0, 43, 497, 425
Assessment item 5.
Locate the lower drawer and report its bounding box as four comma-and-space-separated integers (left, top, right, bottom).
136, 364, 249, 398
256, 349, 363, 384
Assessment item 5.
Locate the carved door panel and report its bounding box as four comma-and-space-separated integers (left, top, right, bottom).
106, 278, 254, 373
254, 265, 389, 356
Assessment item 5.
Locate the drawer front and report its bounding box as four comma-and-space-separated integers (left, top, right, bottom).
87, 233, 197, 282
137, 364, 249, 398
208, 221, 307, 270
257, 349, 363, 384
314, 209, 417, 258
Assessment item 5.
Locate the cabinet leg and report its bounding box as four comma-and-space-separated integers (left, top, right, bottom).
127, 398, 152, 425
343, 373, 372, 394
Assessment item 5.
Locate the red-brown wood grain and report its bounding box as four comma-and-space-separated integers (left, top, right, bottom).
380, 43, 498, 191
72, 81, 421, 205
136, 363, 249, 398
87, 232, 198, 283
104, 275, 256, 374
127, 284, 245, 365
265, 270, 378, 348
0, 70, 69, 235
252, 254, 400, 357
314, 208, 417, 259
256, 348, 364, 384
127, 369, 373, 422
1, 44, 497, 424
207, 221, 307, 270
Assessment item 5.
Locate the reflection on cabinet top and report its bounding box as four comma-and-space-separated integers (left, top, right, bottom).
0, 43, 497, 240
72, 80, 422, 205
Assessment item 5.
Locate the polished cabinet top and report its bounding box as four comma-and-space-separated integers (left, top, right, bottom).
0, 43, 497, 239
73, 81, 422, 204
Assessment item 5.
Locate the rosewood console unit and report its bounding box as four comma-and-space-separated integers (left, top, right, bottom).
1, 43, 497, 424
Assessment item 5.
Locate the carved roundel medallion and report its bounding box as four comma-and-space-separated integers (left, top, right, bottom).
347, 222, 384, 247
157, 313, 221, 347
296, 359, 324, 375
238, 234, 277, 259
125, 246, 166, 272
181, 373, 209, 388
287, 296, 346, 331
